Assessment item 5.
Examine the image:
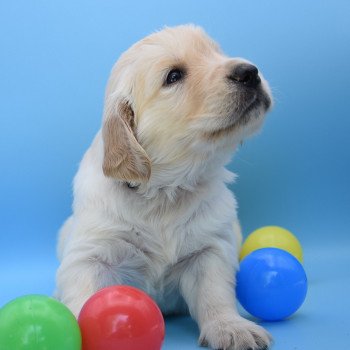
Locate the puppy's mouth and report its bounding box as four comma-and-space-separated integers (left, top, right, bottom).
205, 89, 272, 139
235, 90, 271, 125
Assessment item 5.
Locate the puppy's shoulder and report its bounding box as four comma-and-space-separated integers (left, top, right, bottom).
194, 170, 238, 224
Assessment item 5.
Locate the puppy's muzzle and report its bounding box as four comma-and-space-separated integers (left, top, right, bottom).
228, 63, 261, 88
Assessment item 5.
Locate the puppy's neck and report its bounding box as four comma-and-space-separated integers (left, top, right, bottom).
133, 154, 236, 201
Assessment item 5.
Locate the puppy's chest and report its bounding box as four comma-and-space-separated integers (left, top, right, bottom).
119, 191, 207, 269
127, 223, 190, 268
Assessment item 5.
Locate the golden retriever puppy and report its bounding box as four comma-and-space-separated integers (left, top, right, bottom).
56, 25, 272, 350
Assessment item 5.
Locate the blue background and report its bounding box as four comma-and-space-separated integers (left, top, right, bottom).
1, 1, 349, 349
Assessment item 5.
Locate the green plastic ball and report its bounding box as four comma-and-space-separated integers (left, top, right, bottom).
0, 295, 81, 350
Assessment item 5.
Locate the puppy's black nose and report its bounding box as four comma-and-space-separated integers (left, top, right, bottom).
229, 63, 261, 88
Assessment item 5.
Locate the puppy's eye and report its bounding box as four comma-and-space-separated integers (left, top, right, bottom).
166, 69, 184, 85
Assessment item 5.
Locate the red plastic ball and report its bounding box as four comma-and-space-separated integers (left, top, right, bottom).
78, 286, 165, 350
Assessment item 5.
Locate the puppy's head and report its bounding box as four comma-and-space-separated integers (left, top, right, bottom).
102, 25, 272, 183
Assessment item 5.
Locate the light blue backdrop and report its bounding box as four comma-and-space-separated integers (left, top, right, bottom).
0, 1, 349, 349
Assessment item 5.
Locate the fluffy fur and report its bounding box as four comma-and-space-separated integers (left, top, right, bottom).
56, 25, 273, 350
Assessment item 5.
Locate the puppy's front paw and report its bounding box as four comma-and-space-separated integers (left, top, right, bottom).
199, 316, 272, 350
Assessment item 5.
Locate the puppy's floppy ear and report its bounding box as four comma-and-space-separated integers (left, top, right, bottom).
102, 97, 151, 182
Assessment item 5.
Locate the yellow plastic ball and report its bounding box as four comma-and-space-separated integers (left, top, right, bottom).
239, 226, 303, 263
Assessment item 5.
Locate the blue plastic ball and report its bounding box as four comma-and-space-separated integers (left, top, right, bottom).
236, 248, 308, 321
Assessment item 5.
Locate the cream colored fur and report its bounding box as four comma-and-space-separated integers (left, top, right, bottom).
56, 25, 272, 350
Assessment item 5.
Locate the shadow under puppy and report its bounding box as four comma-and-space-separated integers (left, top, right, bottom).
56, 25, 273, 350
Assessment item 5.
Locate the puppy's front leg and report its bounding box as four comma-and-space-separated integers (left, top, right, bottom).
56, 238, 150, 317
180, 248, 271, 350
